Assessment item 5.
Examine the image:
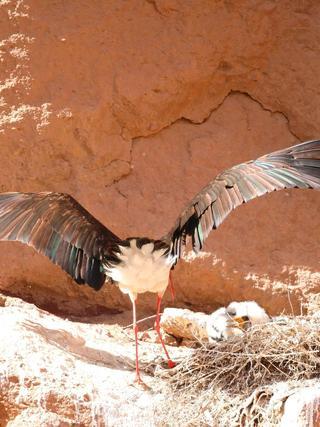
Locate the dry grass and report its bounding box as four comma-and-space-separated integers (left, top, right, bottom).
155, 314, 320, 426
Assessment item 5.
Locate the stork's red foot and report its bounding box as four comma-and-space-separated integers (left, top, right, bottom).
132, 375, 150, 391
167, 359, 176, 369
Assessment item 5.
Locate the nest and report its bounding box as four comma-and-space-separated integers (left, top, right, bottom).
155, 314, 320, 426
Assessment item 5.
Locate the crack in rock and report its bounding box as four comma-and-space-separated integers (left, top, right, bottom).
107, 89, 302, 189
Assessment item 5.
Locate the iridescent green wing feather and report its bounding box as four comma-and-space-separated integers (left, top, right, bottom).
168, 139, 320, 259
0, 192, 122, 290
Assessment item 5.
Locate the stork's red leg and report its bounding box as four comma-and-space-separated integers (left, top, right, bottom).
168, 270, 175, 302
155, 294, 176, 368
131, 297, 144, 384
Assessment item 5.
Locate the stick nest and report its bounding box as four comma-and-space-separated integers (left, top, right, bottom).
155, 314, 320, 426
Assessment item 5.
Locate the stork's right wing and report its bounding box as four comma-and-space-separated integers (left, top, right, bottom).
167, 139, 320, 259
0, 192, 122, 290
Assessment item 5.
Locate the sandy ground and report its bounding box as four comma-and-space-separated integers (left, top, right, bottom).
0, 293, 191, 426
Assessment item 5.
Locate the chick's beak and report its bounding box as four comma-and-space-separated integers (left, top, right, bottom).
233, 315, 250, 330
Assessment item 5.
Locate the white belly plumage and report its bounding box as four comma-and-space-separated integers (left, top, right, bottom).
105, 239, 176, 300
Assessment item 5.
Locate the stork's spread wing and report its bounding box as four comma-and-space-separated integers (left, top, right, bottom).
168, 139, 320, 258
0, 192, 121, 290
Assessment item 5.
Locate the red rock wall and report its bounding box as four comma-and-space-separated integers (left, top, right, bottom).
0, 0, 319, 315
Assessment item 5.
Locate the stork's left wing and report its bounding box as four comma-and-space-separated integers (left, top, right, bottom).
0, 192, 122, 290
166, 139, 320, 259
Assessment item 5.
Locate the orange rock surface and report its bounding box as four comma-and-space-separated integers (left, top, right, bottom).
0, 0, 319, 316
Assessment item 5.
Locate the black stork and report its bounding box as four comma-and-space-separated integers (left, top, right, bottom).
0, 139, 319, 385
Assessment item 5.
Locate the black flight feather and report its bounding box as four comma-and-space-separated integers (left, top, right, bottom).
0, 192, 122, 290
167, 139, 320, 258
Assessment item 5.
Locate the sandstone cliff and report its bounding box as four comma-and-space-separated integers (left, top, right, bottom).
0, 0, 319, 316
